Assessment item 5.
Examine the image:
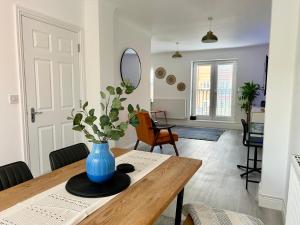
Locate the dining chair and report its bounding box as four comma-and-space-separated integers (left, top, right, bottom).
237, 119, 263, 178
182, 203, 264, 225
0, 161, 33, 191
49, 143, 90, 171
134, 111, 179, 156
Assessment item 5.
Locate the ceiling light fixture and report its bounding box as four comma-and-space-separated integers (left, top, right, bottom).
172, 42, 182, 58
202, 17, 218, 43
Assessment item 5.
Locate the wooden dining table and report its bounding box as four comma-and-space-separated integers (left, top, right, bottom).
0, 148, 202, 225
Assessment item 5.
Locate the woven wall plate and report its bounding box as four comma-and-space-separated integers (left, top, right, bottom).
177, 82, 186, 91
166, 75, 176, 85
155, 67, 166, 79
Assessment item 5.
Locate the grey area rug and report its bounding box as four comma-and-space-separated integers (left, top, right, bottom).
172, 126, 225, 141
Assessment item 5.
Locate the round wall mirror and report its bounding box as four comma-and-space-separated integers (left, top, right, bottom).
120, 48, 141, 89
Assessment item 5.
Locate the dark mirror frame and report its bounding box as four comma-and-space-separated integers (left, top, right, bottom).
120, 48, 142, 90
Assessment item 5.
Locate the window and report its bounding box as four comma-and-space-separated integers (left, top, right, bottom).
191, 60, 236, 121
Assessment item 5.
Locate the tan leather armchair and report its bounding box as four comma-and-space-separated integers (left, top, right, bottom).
134, 111, 179, 156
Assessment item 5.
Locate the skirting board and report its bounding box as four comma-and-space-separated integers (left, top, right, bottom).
258, 192, 286, 221
158, 118, 241, 130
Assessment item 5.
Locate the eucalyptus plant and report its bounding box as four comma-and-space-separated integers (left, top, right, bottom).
68, 82, 141, 144
239, 81, 261, 123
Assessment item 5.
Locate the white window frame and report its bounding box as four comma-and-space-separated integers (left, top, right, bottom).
190, 59, 237, 121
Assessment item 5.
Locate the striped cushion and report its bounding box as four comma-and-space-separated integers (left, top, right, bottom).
183, 204, 264, 225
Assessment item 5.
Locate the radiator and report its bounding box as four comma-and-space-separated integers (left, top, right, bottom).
285, 155, 300, 225
151, 98, 187, 119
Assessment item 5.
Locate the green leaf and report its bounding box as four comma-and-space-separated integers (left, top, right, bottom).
103, 125, 112, 135
129, 116, 139, 127
100, 103, 105, 111
83, 101, 88, 110
116, 87, 123, 95
128, 111, 136, 119
119, 122, 128, 130
110, 129, 122, 140
98, 131, 106, 137
125, 85, 134, 94
85, 134, 95, 140
106, 86, 115, 95
100, 91, 106, 99
73, 113, 83, 125
109, 109, 119, 122
120, 98, 127, 102
73, 125, 85, 131
112, 98, 121, 109
85, 116, 97, 125
100, 115, 110, 127
92, 124, 99, 133
128, 104, 134, 113
89, 109, 95, 116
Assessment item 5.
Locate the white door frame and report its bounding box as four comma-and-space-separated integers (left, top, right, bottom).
16, 6, 86, 167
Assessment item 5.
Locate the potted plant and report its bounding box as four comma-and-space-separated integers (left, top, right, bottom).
68, 82, 141, 183
239, 81, 261, 124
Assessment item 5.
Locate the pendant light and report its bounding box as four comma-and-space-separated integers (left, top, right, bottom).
172, 42, 182, 58
202, 17, 218, 43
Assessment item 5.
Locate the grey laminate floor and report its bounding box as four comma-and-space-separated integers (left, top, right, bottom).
136, 130, 283, 225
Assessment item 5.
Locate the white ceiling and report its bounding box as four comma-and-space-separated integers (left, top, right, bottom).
112, 0, 272, 53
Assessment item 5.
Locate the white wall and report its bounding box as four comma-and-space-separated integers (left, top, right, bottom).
289, 4, 300, 157
0, 0, 84, 166
99, 0, 116, 91
84, 0, 101, 119
114, 18, 151, 148
86, 1, 151, 148
151, 45, 268, 128
259, 0, 300, 213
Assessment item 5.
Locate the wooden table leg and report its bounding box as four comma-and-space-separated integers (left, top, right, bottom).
175, 188, 184, 225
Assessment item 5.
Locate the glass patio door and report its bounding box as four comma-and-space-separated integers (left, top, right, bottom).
191, 60, 236, 121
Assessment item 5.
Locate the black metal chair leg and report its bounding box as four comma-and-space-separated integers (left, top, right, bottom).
175, 188, 184, 225
134, 140, 139, 150
253, 147, 258, 169
246, 146, 250, 190
240, 169, 256, 177
237, 165, 254, 170
150, 145, 155, 152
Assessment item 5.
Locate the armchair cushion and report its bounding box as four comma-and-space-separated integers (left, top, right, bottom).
183, 203, 264, 225
156, 129, 178, 143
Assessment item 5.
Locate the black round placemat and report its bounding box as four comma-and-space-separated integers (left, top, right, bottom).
65, 171, 131, 198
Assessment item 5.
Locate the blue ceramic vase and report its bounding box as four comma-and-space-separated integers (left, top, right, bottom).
86, 142, 115, 183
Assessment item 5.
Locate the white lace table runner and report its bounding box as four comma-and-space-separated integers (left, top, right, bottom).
0, 150, 170, 225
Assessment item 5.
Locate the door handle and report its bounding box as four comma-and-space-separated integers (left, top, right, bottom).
31, 108, 42, 123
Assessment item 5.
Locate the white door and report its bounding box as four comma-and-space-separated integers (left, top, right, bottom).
22, 16, 82, 176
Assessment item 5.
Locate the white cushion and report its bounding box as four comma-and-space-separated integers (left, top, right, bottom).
183, 203, 264, 225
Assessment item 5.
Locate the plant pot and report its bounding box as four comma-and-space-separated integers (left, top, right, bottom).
86, 142, 115, 183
